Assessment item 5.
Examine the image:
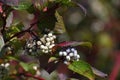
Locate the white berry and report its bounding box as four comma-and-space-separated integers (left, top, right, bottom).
48, 32, 53, 37
74, 50, 77, 53
51, 41, 55, 44
1, 63, 4, 67
40, 45, 45, 49
49, 37, 54, 41
4, 63, 10, 68
59, 51, 63, 56
66, 56, 71, 61
52, 35, 56, 39
46, 42, 50, 46
27, 44, 32, 48
44, 46, 48, 49
77, 55, 80, 59
37, 41, 41, 45
64, 61, 68, 65
43, 34, 47, 38
42, 49, 45, 52
29, 49, 32, 52
69, 53, 74, 57
63, 52, 67, 56
71, 48, 75, 51
33, 66, 37, 70
44, 50, 49, 53
46, 38, 51, 41
66, 49, 70, 53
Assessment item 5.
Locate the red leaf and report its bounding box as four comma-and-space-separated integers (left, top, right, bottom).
0, 3, 3, 13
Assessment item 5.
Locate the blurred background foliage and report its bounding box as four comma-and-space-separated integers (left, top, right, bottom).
62, 0, 120, 80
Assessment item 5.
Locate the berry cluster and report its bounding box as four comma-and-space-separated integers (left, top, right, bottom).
38, 31, 56, 53
59, 47, 80, 64
25, 39, 37, 54
25, 31, 56, 54
0, 63, 10, 79
0, 63, 10, 68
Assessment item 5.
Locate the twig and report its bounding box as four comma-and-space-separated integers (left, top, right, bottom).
0, 4, 13, 41
5, 21, 38, 43
23, 73, 44, 80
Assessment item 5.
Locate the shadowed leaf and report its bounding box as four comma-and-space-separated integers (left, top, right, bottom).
0, 35, 4, 52
91, 67, 108, 78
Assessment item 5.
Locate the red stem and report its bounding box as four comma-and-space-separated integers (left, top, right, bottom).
23, 73, 44, 80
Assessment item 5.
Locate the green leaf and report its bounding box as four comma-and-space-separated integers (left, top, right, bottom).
7, 56, 18, 61
13, 1, 32, 10
75, 42, 92, 48
48, 57, 58, 63
54, 11, 67, 34
20, 62, 36, 74
68, 60, 95, 80
20, 62, 29, 71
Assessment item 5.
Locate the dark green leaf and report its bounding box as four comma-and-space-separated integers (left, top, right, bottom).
68, 60, 95, 80
37, 3, 58, 31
